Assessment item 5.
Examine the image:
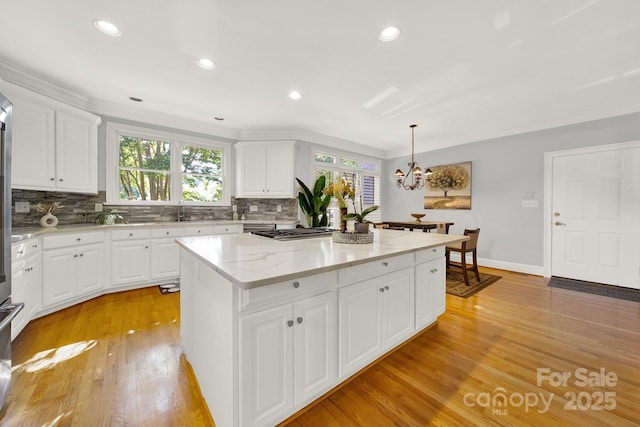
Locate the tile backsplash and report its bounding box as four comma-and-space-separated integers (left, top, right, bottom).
11, 189, 298, 227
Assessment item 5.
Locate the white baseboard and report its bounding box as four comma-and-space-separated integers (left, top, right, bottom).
448, 252, 545, 276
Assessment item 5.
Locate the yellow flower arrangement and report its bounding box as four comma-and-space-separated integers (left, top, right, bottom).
36, 202, 62, 214
323, 177, 356, 208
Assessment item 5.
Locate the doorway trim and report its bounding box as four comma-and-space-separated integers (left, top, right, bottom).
543, 139, 640, 278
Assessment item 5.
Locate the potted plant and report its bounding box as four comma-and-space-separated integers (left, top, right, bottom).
95, 209, 127, 225
322, 177, 356, 232
296, 176, 331, 228
341, 200, 379, 233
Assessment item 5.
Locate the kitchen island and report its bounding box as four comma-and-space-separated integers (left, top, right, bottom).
177, 229, 467, 427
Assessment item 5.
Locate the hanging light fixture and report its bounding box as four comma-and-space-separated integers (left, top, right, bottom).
395, 124, 433, 190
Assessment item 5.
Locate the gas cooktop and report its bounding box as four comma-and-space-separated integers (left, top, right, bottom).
253, 228, 334, 240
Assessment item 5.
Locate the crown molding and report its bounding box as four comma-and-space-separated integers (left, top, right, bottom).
0, 57, 90, 109
385, 99, 640, 159
240, 129, 386, 159
87, 98, 241, 140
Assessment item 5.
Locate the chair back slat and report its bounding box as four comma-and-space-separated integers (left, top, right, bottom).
463, 228, 480, 250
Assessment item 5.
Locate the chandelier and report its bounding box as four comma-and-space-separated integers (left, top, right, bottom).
395, 124, 432, 190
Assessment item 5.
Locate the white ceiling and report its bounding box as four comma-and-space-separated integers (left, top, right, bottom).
1, 0, 640, 158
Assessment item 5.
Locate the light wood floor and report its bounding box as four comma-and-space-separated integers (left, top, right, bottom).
2, 269, 639, 426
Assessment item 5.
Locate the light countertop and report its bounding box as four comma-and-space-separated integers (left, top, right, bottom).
11, 219, 298, 242
177, 229, 468, 290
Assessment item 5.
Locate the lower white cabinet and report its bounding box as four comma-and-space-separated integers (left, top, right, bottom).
111, 239, 150, 286
415, 257, 446, 330
338, 267, 414, 378
42, 242, 104, 307
11, 239, 42, 340
239, 292, 336, 427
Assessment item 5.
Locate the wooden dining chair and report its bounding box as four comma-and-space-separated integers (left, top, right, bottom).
445, 228, 481, 286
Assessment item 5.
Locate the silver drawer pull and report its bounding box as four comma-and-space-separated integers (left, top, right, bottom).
379, 287, 385, 292
297, 317, 303, 324
382, 261, 389, 267
76, 238, 81, 241
129, 233, 133, 237
73, 254, 78, 258
166, 231, 170, 235
287, 320, 294, 327
16, 250, 23, 255
292, 281, 300, 289
385, 285, 389, 291
432, 248, 437, 252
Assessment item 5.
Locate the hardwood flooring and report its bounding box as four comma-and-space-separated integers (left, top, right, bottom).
2, 268, 639, 426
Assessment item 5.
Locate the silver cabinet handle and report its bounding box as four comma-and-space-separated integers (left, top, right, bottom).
379, 287, 385, 292
59, 178, 64, 182
293, 281, 300, 288
382, 261, 389, 267
166, 231, 170, 235
432, 248, 437, 252
32, 244, 38, 248
297, 317, 303, 324
50, 177, 55, 181
554, 221, 566, 226
129, 233, 133, 237
73, 254, 78, 258
385, 285, 389, 291
145, 245, 149, 249
287, 320, 294, 327
76, 238, 81, 241
79, 253, 84, 257
16, 250, 23, 255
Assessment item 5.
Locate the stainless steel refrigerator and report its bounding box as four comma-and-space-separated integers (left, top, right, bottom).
0, 91, 24, 410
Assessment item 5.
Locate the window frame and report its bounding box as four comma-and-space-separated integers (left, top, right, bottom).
105, 122, 231, 206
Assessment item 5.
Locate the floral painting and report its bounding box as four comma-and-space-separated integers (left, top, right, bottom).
423, 161, 471, 209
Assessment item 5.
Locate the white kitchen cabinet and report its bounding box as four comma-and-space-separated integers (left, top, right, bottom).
235, 141, 296, 198
239, 292, 336, 427
42, 238, 104, 308
11, 238, 42, 340
338, 267, 414, 379
111, 230, 151, 287
150, 228, 183, 280
415, 255, 446, 330
1, 82, 100, 193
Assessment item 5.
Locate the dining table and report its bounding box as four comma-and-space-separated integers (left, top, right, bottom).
379, 220, 454, 234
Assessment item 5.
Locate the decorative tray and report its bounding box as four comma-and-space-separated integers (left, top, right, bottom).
332, 231, 374, 244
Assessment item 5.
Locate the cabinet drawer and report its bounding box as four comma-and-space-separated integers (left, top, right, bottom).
182, 226, 215, 236
239, 270, 337, 311
414, 246, 444, 264
338, 253, 413, 285
151, 227, 184, 238
111, 229, 151, 241
43, 231, 105, 249
12, 238, 41, 262
212, 224, 242, 234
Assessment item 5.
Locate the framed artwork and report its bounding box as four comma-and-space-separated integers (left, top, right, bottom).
423, 161, 472, 209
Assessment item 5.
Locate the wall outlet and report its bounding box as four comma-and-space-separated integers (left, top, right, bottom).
232, 205, 237, 212
95, 203, 103, 212
521, 199, 539, 208
15, 201, 30, 213
249, 205, 258, 212
277, 204, 282, 212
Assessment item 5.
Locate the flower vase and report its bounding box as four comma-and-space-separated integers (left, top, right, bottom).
339, 207, 348, 232
40, 212, 58, 228
354, 222, 370, 234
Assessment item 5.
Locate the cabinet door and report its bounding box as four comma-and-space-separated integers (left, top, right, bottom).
338, 279, 382, 379
381, 267, 415, 350
293, 292, 336, 405
239, 304, 293, 427
151, 238, 180, 280
77, 244, 104, 295
415, 258, 446, 330
25, 255, 43, 322
55, 111, 98, 193
111, 240, 150, 286
237, 146, 267, 196
42, 249, 77, 307
11, 260, 27, 340
10, 97, 56, 190
265, 145, 294, 197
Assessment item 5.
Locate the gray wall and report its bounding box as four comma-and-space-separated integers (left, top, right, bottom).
383, 112, 640, 271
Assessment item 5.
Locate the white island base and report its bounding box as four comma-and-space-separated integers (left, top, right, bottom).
177, 230, 467, 427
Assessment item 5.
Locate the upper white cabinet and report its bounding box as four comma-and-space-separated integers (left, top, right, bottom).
235, 141, 296, 198
1, 82, 100, 193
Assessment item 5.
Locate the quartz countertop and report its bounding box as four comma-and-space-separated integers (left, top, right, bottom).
11, 219, 298, 242
176, 229, 468, 290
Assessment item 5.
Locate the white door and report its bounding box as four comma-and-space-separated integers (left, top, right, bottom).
151, 239, 180, 280
551, 147, 640, 288
55, 111, 98, 193
111, 241, 150, 286
42, 249, 77, 306
239, 304, 293, 427
381, 267, 415, 350
415, 258, 446, 330
265, 145, 294, 196
338, 279, 382, 378
293, 292, 336, 405
237, 146, 267, 196
77, 244, 104, 295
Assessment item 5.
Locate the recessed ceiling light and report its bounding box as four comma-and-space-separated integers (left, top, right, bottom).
197, 58, 216, 70
379, 26, 400, 41
129, 97, 143, 102
288, 91, 302, 100
94, 20, 121, 37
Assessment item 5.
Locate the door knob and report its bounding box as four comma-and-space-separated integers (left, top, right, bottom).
554, 221, 566, 226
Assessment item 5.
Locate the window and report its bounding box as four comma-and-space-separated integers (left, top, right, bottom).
313, 148, 381, 227
106, 123, 230, 205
